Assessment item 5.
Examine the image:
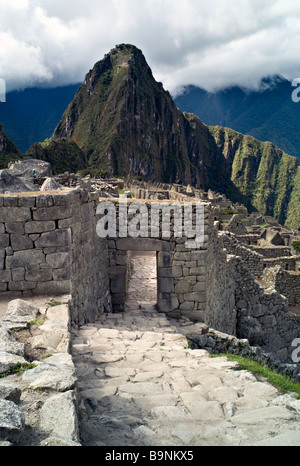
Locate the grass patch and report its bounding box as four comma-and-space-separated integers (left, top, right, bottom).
28, 320, 45, 326
46, 301, 62, 307
0, 363, 37, 378
212, 353, 300, 399
292, 242, 300, 254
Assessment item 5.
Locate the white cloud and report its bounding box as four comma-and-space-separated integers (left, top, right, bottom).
0, 0, 300, 93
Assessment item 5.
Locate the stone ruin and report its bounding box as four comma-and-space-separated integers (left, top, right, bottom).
0, 177, 299, 365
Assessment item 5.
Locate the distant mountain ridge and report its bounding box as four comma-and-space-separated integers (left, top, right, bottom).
26, 44, 300, 231
174, 77, 300, 162
0, 84, 80, 153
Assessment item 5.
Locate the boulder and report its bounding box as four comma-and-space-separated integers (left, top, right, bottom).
0, 170, 34, 194
22, 353, 76, 391
0, 399, 25, 438
1, 299, 40, 330
0, 381, 22, 404
0, 327, 25, 356
39, 391, 80, 444
0, 352, 27, 375
10, 159, 51, 179
40, 178, 63, 192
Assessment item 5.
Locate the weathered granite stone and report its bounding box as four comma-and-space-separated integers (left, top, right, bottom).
22, 353, 76, 391
0, 327, 25, 356
0, 399, 25, 436
34, 229, 71, 248
39, 391, 80, 443
0, 381, 21, 404
5, 299, 40, 318
6, 250, 45, 269
24, 221, 56, 234
10, 235, 33, 251
0, 353, 27, 375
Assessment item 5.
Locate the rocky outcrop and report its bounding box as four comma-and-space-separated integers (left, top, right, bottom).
0, 298, 81, 446
0, 170, 35, 194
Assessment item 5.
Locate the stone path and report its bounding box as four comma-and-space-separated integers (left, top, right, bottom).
72, 256, 300, 446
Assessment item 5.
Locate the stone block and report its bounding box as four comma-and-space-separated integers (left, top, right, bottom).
46, 252, 70, 269
109, 266, 127, 276
6, 250, 46, 269
110, 274, 127, 294
172, 266, 183, 278
175, 280, 191, 294
111, 293, 126, 305
11, 235, 33, 251
5, 223, 25, 234
18, 196, 36, 208
0, 207, 32, 223
35, 229, 71, 248
184, 292, 206, 303
25, 269, 53, 282
0, 234, 9, 248
25, 221, 56, 234
190, 267, 205, 275
52, 268, 71, 281
33, 280, 71, 295
0, 223, 5, 234
12, 268, 25, 281
8, 281, 37, 291
3, 196, 18, 207
157, 296, 179, 313
191, 281, 206, 292
0, 270, 11, 282
159, 267, 172, 278
0, 249, 5, 270
157, 277, 174, 293
174, 252, 192, 261
33, 205, 72, 221
35, 194, 54, 208
157, 251, 171, 268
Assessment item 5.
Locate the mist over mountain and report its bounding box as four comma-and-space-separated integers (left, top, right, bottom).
174, 77, 300, 162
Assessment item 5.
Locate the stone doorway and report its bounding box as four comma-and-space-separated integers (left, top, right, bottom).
126, 251, 157, 312
108, 238, 175, 314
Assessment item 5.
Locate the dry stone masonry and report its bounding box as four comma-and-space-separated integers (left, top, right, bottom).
0, 186, 300, 365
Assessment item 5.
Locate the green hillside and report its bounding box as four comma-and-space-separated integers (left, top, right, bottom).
0, 124, 22, 169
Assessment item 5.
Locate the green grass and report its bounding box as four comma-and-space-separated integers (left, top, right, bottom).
292, 242, 300, 253
0, 363, 37, 378
212, 354, 300, 399
46, 301, 62, 307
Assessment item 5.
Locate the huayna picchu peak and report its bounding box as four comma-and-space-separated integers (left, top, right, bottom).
24, 44, 300, 230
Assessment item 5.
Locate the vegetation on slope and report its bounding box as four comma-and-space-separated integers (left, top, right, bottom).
209, 126, 300, 229
26, 138, 88, 175
0, 124, 23, 169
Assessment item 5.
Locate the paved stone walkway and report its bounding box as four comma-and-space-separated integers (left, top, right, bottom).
72, 256, 300, 446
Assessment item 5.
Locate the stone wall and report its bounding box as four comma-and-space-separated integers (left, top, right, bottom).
219, 231, 264, 278
250, 246, 293, 258
263, 266, 300, 306
103, 199, 212, 321
1, 189, 299, 363
205, 229, 300, 363
0, 189, 111, 325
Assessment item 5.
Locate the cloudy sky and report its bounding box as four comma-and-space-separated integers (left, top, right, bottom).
0, 0, 300, 95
